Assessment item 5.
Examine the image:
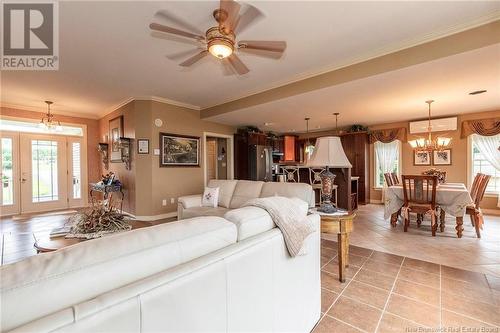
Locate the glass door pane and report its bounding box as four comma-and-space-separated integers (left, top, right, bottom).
31, 140, 59, 202
1, 138, 14, 205
72, 142, 81, 199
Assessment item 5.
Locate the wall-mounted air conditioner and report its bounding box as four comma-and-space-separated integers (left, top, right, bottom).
409, 117, 457, 134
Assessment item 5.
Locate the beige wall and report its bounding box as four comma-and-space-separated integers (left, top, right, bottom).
368, 110, 500, 211
0, 107, 101, 191
98, 100, 235, 216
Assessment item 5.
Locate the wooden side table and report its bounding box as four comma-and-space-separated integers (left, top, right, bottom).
310, 208, 355, 282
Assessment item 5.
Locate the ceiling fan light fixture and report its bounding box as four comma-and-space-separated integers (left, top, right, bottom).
208, 40, 233, 59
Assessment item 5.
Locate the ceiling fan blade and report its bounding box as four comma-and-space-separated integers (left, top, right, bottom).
154, 10, 204, 36
149, 23, 205, 41
179, 50, 208, 67
227, 54, 249, 75
234, 5, 264, 34
219, 0, 241, 34
238, 41, 287, 53
166, 48, 205, 61
221, 58, 236, 76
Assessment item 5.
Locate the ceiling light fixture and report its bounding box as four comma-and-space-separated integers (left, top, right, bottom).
469, 90, 487, 95
304, 117, 314, 156
39, 101, 63, 132
333, 112, 340, 135
207, 27, 234, 59
408, 100, 451, 153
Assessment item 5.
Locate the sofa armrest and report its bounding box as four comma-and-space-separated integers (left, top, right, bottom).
178, 194, 202, 209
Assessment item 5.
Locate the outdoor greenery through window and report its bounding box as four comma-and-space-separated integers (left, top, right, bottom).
374, 140, 400, 188
471, 134, 500, 194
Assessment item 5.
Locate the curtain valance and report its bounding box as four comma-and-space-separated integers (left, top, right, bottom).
461, 117, 500, 138
369, 127, 406, 144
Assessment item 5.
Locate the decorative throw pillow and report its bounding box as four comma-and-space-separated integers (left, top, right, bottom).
202, 187, 219, 208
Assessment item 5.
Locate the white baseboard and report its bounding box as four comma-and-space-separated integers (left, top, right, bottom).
482, 208, 500, 216
369, 199, 383, 204
125, 211, 178, 221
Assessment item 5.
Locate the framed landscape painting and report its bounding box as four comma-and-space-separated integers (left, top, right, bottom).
433, 149, 452, 165
159, 133, 200, 167
414, 151, 431, 166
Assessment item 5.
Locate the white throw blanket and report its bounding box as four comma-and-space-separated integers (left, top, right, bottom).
243, 197, 315, 257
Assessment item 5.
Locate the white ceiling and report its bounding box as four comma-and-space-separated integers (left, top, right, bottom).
1, 1, 499, 120
208, 44, 500, 132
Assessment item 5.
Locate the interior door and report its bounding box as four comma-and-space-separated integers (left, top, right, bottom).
20, 134, 68, 213
0, 131, 20, 216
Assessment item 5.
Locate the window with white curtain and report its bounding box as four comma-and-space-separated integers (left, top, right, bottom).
374, 140, 401, 188
470, 134, 500, 194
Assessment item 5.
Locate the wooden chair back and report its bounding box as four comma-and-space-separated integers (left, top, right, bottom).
470, 173, 484, 203
391, 173, 400, 185
474, 174, 491, 208
309, 168, 325, 186
402, 175, 438, 209
384, 173, 394, 187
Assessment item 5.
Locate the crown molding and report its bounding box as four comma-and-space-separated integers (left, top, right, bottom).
200, 13, 500, 111
0, 102, 100, 120
101, 96, 200, 118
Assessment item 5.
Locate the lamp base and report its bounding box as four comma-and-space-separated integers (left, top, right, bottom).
318, 167, 337, 213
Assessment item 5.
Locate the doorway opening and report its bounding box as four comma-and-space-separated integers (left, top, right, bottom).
0, 119, 88, 216
203, 132, 234, 185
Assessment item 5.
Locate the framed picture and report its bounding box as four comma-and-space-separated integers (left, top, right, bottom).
137, 139, 149, 154
433, 149, 452, 165
159, 133, 200, 167
414, 151, 431, 166
109, 115, 123, 162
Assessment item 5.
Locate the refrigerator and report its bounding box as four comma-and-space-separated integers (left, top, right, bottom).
248, 145, 273, 181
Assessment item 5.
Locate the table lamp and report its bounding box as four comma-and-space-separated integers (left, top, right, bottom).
307, 136, 352, 213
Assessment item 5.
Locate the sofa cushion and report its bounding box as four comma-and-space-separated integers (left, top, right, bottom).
229, 180, 264, 209
260, 182, 315, 207
224, 206, 275, 241
0, 217, 237, 332
181, 206, 229, 219
208, 180, 238, 208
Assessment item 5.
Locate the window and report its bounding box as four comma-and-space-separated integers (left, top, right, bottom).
72, 142, 82, 199
374, 140, 401, 188
471, 134, 500, 194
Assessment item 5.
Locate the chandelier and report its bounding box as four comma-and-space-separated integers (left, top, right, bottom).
408, 100, 451, 152
39, 101, 63, 131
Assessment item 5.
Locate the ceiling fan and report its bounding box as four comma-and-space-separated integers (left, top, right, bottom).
149, 0, 287, 75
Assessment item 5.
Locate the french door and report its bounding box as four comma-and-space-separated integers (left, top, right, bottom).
0, 132, 85, 216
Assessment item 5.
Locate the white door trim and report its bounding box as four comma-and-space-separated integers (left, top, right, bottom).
202, 132, 234, 186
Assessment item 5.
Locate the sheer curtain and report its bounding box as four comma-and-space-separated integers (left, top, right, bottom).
375, 140, 400, 201
472, 134, 500, 207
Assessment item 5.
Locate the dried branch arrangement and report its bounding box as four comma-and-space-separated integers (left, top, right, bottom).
66, 200, 131, 239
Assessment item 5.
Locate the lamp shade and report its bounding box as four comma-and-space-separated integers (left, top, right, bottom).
306, 136, 352, 168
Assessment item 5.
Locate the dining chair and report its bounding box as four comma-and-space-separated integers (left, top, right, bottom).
384, 173, 394, 187
466, 174, 491, 238
282, 166, 300, 182
391, 173, 400, 185
309, 167, 325, 206
401, 175, 439, 236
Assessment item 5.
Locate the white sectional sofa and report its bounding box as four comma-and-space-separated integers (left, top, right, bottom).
1, 205, 321, 332
177, 179, 315, 220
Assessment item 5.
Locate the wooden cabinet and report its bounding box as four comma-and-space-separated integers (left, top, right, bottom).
282, 135, 297, 162
340, 132, 370, 205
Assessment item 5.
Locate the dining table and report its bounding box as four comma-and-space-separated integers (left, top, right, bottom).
384, 182, 474, 238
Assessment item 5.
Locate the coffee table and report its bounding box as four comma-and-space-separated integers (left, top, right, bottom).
33, 221, 151, 253
310, 208, 356, 282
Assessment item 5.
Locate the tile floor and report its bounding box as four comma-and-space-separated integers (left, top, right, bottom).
322, 204, 500, 277
315, 239, 500, 333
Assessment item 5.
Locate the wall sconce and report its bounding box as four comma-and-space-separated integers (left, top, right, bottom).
97, 143, 109, 170
117, 137, 132, 170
